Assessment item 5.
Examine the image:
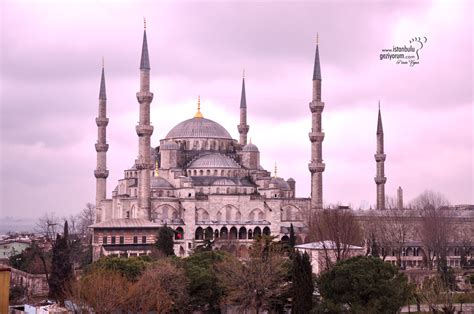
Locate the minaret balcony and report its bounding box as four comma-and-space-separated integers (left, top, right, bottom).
135, 158, 152, 170
308, 131, 325, 142
136, 124, 154, 136
308, 162, 325, 173
94, 169, 109, 179
374, 176, 387, 184
237, 124, 249, 133
309, 101, 325, 113
374, 153, 386, 162
96, 117, 109, 127
136, 91, 154, 103
95, 143, 109, 152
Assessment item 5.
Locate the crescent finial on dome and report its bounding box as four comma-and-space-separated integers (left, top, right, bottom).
194, 95, 204, 118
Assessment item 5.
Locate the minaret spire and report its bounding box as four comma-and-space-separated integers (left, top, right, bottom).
136, 23, 154, 220
237, 70, 249, 145
375, 103, 387, 210
308, 36, 325, 210
94, 62, 109, 222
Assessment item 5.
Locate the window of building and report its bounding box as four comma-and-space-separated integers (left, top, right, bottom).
133, 236, 138, 244
142, 236, 147, 244
111, 236, 116, 244
119, 236, 124, 244
103, 236, 108, 244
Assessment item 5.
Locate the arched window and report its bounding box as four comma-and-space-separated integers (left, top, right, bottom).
175, 227, 184, 240
263, 227, 271, 236
216, 187, 220, 194
199, 170, 204, 176
239, 227, 247, 239
206, 169, 211, 175
193, 170, 197, 176
248, 229, 253, 239
254, 227, 262, 238
205, 227, 213, 240
214, 229, 219, 239
230, 227, 238, 240
195, 227, 203, 240
220, 227, 228, 239
221, 170, 225, 176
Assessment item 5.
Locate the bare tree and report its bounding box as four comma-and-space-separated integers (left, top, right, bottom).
411, 190, 451, 270
124, 259, 189, 313
307, 208, 363, 270
380, 210, 411, 267
36, 212, 62, 246
216, 237, 289, 313
72, 269, 130, 313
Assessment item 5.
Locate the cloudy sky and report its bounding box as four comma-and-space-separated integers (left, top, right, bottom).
1, 0, 472, 218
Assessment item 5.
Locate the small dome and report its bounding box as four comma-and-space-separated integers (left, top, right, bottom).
161, 141, 180, 150
151, 177, 173, 189
243, 142, 259, 152
165, 117, 232, 140
188, 153, 240, 169
270, 177, 291, 190
287, 178, 295, 182
212, 178, 236, 186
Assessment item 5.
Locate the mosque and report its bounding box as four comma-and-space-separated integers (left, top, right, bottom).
89, 26, 386, 260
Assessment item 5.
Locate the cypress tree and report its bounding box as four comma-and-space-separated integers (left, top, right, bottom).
155, 225, 175, 256
289, 223, 296, 249
48, 221, 74, 304
292, 251, 313, 313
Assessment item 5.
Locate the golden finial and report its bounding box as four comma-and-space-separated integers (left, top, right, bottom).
144, 17, 146, 30
194, 95, 203, 118
378, 100, 380, 109
249, 137, 252, 144
154, 159, 159, 176
102, 56, 104, 68
243, 69, 245, 78
274, 162, 278, 178
316, 33, 319, 45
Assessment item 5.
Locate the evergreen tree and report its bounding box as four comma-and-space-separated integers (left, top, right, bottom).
154, 225, 175, 256
48, 221, 73, 304
289, 223, 296, 249
292, 251, 313, 313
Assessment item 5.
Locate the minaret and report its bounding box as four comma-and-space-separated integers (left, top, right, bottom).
94, 61, 109, 221
135, 20, 154, 219
237, 70, 249, 145
308, 34, 325, 210
397, 186, 403, 210
374, 103, 387, 210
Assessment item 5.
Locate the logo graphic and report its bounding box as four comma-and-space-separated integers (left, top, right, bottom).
380, 37, 428, 67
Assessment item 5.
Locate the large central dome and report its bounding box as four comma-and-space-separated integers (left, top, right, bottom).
165, 117, 232, 140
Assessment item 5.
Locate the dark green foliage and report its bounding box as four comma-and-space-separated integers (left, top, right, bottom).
9, 285, 26, 304
292, 251, 314, 313
369, 231, 380, 258
317, 256, 413, 313
48, 221, 74, 304
89, 255, 152, 281
8, 242, 51, 274
155, 225, 175, 256
184, 250, 228, 313
289, 223, 296, 249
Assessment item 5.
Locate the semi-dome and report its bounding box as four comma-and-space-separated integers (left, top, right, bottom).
270, 177, 291, 190
212, 178, 236, 186
151, 176, 173, 189
188, 153, 240, 169
165, 117, 232, 140
242, 142, 259, 152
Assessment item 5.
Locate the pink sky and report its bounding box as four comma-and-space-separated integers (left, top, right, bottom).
1, 0, 472, 218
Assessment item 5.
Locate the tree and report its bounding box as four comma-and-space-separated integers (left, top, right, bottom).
48, 221, 74, 304
216, 236, 289, 313
125, 259, 189, 313
291, 251, 313, 313
184, 250, 228, 313
412, 190, 451, 270
308, 208, 363, 270
289, 223, 296, 249
317, 256, 413, 313
90, 255, 151, 281
154, 225, 175, 257
72, 268, 130, 313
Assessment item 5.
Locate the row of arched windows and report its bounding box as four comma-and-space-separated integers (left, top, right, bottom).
196, 208, 265, 222
195, 226, 271, 240
188, 169, 240, 177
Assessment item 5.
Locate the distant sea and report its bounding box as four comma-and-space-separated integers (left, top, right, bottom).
0, 217, 37, 234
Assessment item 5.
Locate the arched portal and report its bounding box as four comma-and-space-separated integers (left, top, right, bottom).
220, 227, 228, 239
263, 227, 271, 236
205, 227, 213, 240
254, 227, 262, 238
229, 227, 238, 240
